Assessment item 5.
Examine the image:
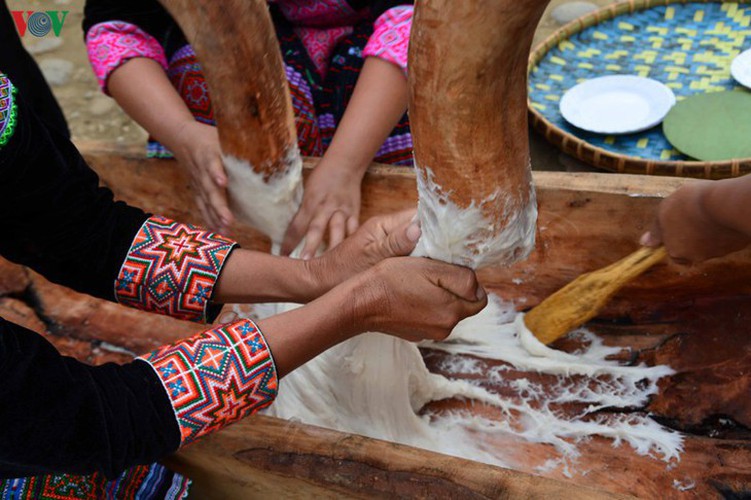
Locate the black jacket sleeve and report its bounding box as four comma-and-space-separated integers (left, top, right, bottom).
0, 73, 148, 302
0, 317, 181, 479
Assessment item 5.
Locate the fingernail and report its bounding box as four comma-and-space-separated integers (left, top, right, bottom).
406, 222, 421, 242
476, 286, 487, 301
639, 232, 652, 246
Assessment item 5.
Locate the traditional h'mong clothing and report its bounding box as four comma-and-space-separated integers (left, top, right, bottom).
84, 0, 415, 165
1, 5, 282, 498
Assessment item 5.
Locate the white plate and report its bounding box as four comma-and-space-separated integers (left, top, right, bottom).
731, 48, 751, 89
559, 75, 676, 134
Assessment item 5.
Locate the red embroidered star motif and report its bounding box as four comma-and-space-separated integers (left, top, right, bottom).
154, 229, 201, 266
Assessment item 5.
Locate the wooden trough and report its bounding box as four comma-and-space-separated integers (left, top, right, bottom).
2, 144, 748, 498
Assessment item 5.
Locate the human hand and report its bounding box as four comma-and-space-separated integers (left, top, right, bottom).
346, 257, 488, 342
174, 121, 233, 234
305, 209, 421, 295
255, 255, 487, 377
281, 158, 363, 258
640, 180, 749, 265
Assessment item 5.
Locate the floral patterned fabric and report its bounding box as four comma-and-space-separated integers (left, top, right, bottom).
273, 0, 359, 26
0, 464, 190, 500
0, 74, 17, 149
273, 0, 362, 76
139, 319, 278, 445
86, 21, 168, 93
296, 25, 355, 77
363, 6, 413, 73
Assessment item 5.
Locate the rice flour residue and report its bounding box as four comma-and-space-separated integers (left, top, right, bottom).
243, 294, 683, 475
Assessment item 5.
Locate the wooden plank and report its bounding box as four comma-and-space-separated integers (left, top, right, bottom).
28, 271, 204, 356
166, 415, 623, 500
0, 256, 29, 296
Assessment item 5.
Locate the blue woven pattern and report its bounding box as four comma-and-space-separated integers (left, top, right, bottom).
529, 2, 751, 161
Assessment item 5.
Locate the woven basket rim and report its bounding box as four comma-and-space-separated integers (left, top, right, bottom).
528, 0, 751, 178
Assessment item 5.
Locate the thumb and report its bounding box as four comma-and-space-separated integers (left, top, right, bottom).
383, 219, 422, 257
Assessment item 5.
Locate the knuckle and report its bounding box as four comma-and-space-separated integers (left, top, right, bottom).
307, 222, 326, 234
461, 270, 477, 294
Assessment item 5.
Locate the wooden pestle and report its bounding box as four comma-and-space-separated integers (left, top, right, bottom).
408, 0, 548, 268
157, 0, 297, 178
524, 246, 668, 345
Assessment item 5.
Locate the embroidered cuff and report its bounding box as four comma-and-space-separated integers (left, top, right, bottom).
115, 216, 236, 323
0, 75, 18, 149
139, 319, 278, 445
86, 21, 169, 93
363, 6, 413, 74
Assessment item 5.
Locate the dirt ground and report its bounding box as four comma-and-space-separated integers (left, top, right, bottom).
11, 0, 146, 145
12, 0, 618, 154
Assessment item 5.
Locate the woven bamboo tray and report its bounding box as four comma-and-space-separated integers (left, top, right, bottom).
528, 0, 751, 178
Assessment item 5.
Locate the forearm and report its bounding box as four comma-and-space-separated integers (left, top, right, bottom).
108, 58, 195, 154
701, 175, 751, 237
256, 281, 360, 377
213, 248, 325, 304
323, 57, 408, 174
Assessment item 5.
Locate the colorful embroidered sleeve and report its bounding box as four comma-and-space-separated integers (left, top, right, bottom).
0, 464, 191, 500
0, 74, 18, 149
139, 319, 278, 446
362, 5, 413, 74
86, 21, 169, 93
115, 215, 237, 323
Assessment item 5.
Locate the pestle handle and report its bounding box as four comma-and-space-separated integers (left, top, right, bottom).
524, 246, 667, 345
